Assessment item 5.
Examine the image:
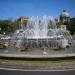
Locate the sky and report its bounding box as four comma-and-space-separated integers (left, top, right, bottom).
0, 0, 75, 20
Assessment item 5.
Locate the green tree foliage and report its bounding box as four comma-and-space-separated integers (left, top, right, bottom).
56, 17, 75, 35
67, 18, 75, 35
0, 19, 20, 34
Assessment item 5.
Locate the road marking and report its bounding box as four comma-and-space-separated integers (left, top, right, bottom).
0, 67, 75, 72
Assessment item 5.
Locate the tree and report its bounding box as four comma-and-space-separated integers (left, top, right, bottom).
0, 19, 20, 34
56, 17, 75, 35
66, 18, 75, 35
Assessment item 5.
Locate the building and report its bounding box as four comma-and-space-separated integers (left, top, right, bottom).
18, 16, 29, 27
59, 10, 70, 24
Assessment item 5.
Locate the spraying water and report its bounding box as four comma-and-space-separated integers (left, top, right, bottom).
12, 16, 73, 50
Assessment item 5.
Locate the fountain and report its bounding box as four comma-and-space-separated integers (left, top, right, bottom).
13, 16, 73, 51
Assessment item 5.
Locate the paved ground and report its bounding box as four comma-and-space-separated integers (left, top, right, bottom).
0, 69, 75, 75
0, 59, 75, 70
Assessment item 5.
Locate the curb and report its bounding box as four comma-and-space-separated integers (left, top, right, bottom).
0, 53, 75, 61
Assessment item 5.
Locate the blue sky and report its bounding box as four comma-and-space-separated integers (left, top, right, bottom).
0, 0, 75, 19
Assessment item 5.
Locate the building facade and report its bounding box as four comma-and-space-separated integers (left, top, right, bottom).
59, 10, 70, 24
18, 16, 29, 27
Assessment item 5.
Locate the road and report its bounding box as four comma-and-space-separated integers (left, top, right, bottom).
0, 69, 75, 75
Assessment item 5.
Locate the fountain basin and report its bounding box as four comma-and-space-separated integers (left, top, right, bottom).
16, 37, 69, 51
